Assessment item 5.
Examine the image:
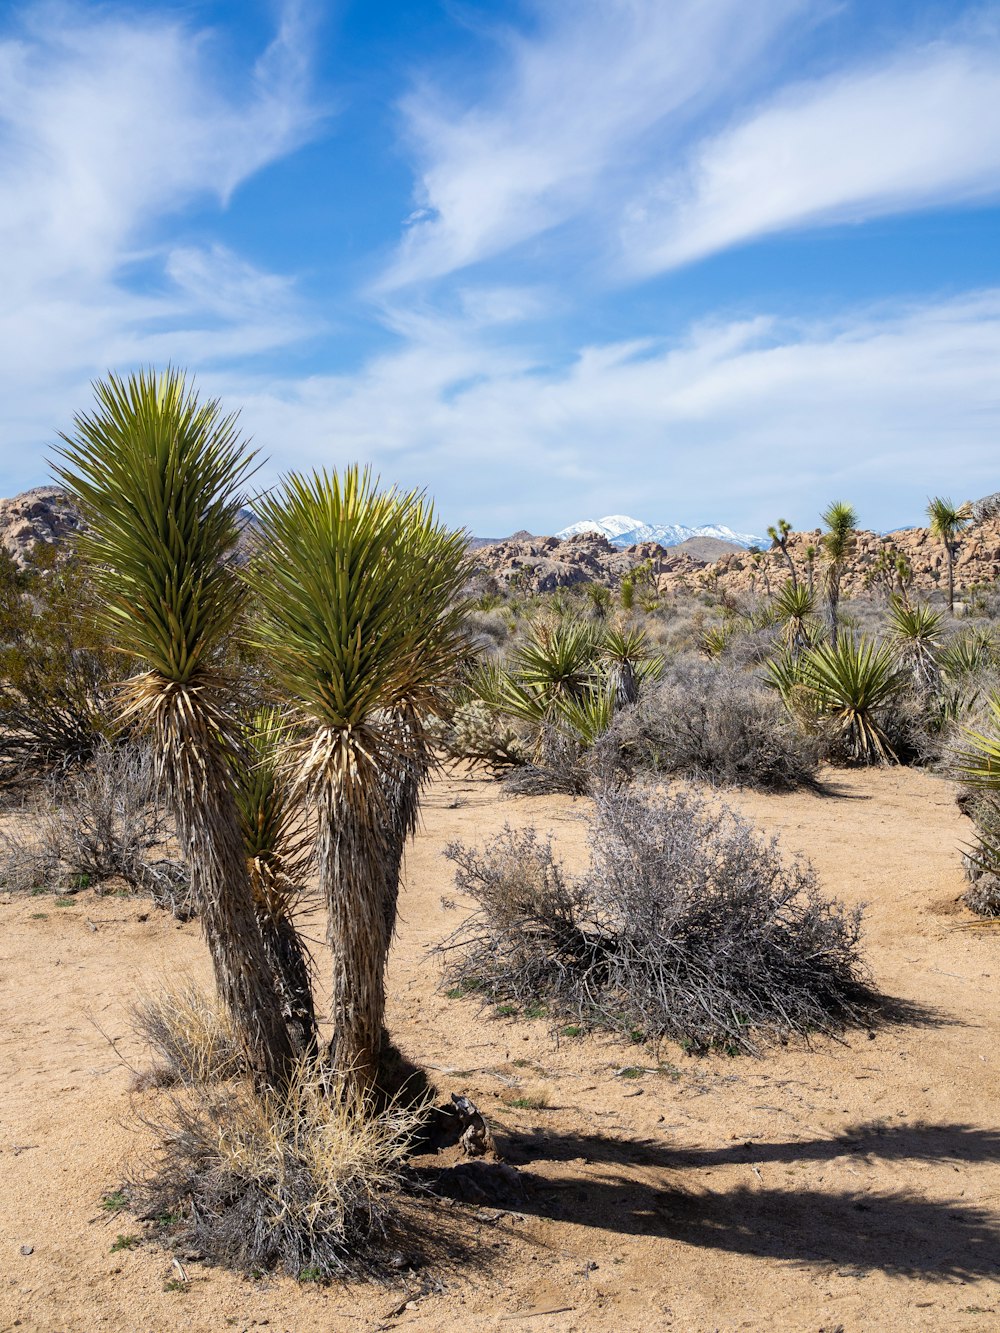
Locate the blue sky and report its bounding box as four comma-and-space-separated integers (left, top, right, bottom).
1, 0, 999, 535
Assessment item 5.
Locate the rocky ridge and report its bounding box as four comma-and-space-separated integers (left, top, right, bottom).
2, 487, 999, 602
472, 518, 1000, 600
0, 487, 83, 568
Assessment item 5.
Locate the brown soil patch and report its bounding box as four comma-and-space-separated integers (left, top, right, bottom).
1, 767, 998, 1331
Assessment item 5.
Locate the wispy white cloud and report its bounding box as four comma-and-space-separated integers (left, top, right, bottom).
625, 38, 1000, 272
381, 0, 810, 289
0, 1, 320, 488
221, 290, 1000, 534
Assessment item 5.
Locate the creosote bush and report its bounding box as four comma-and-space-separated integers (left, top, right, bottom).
131, 1060, 427, 1280
442, 785, 871, 1054
606, 661, 821, 791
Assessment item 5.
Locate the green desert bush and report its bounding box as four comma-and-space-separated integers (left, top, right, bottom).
0, 547, 118, 781
947, 692, 1000, 916
464, 618, 661, 793
766, 635, 907, 764
441, 784, 871, 1054
605, 660, 821, 791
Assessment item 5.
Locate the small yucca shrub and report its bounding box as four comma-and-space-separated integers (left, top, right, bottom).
767, 636, 906, 764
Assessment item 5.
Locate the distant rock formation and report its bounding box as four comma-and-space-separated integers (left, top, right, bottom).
0, 487, 83, 568
471, 511, 1000, 599
2, 484, 998, 602
469, 530, 708, 593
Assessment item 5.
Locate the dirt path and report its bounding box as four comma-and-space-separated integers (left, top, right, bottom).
1, 767, 998, 1332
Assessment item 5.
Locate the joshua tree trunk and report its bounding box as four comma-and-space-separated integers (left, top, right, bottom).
827, 573, 841, 649
614, 660, 639, 708
258, 910, 318, 1059
320, 727, 427, 1095
320, 799, 388, 1092
946, 544, 956, 613
172, 754, 296, 1090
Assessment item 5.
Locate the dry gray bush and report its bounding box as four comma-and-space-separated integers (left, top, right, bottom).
441, 784, 871, 1054
605, 661, 821, 792
130, 1062, 426, 1280
0, 743, 189, 912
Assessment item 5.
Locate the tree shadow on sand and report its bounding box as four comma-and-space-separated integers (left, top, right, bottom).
423, 1120, 1000, 1282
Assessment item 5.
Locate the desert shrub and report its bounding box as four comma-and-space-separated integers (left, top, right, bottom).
0, 548, 118, 781
606, 661, 821, 791
429, 698, 530, 773
442, 784, 871, 1054
462, 607, 510, 653
0, 743, 189, 912
461, 619, 661, 794
765, 635, 907, 764
946, 692, 1000, 916
130, 1062, 425, 1280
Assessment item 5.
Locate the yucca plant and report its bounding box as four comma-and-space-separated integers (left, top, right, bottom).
887, 597, 944, 693
250, 467, 468, 1094
511, 619, 599, 705
231, 708, 318, 1058
820, 501, 857, 648
600, 624, 662, 706
699, 623, 731, 660
470, 657, 613, 753
774, 579, 816, 649
762, 646, 816, 722
950, 693, 1000, 914
940, 627, 997, 681
800, 636, 905, 763
927, 496, 972, 613
55, 368, 295, 1088
952, 693, 1000, 788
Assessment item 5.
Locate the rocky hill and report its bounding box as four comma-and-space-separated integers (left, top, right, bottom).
2, 486, 999, 602
471, 516, 1000, 600
470, 530, 712, 593
0, 487, 83, 568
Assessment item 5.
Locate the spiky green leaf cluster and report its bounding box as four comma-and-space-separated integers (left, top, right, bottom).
54, 368, 251, 684
953, 693, 1000, 789
887, 598, 944, 647
250, 467, 468, 730
766, 635, 905, 762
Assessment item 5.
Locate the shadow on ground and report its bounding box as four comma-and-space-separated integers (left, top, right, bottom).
422, 1121, 1000, 1281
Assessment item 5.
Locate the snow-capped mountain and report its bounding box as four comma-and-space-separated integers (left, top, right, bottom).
556, 515, 763, 549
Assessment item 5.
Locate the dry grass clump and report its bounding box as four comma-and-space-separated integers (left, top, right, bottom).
131, 1061, 426, 1280
607, 661, 821, 791
132, 983, 242, 1086
442, 785, 871, 1054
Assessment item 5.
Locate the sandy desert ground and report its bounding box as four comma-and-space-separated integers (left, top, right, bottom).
1, 765, 999, 1332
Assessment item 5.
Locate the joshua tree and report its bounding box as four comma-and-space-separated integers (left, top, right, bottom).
251, 468, 467, 1095
231, 708, 318, 1059
927, 496, 972, 613
767, 518, 797, 588
56, 369, 295, 1089
805, 544, 817, 596
820, 502, 857, 648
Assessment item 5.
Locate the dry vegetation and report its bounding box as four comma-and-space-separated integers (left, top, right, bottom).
1, 381, 999, 1328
